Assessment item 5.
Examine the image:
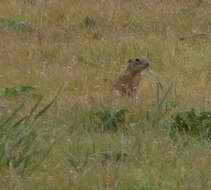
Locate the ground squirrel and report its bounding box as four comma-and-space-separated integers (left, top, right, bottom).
112, 56, 150, 97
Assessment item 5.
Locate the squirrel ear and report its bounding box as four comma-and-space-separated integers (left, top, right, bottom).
128, 58, 132, 63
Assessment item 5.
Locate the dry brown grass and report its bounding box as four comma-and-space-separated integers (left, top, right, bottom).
0, 0, 211, 189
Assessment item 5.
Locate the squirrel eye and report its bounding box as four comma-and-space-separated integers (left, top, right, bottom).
135, 58, 140, 62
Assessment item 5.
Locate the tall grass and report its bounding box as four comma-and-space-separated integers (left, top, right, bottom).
0, 95, 58, 176
0, 0, 211, 189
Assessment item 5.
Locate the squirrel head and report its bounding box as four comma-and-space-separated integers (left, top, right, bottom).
127, 56, 150, 74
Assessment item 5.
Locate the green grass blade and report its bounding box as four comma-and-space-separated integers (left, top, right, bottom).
34, 85, 64, 120
0, 103, 24, 131
159, 82, 173, 107
156, 82, 160, 106
34, 97, 56, 120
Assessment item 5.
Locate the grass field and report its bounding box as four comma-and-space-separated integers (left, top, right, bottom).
0, 0, 211, 189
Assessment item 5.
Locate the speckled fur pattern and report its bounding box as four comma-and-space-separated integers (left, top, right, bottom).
112, 56, 150, 97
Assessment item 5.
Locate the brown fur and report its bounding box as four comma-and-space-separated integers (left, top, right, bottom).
112, 56, 150, 97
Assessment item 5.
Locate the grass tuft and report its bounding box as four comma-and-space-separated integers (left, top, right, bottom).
0, 0, 210, 189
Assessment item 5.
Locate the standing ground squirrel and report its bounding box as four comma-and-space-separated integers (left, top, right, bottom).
112, 56, 150, 97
